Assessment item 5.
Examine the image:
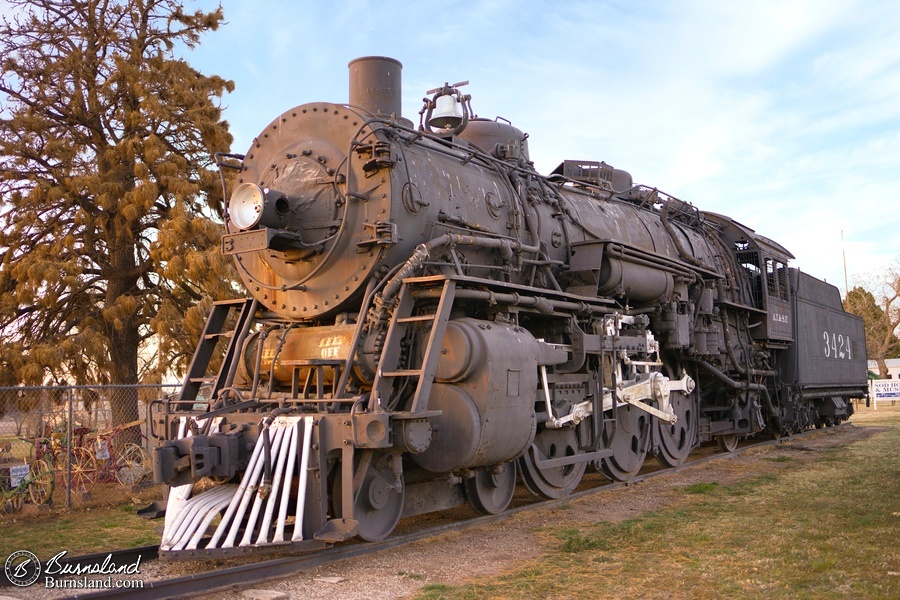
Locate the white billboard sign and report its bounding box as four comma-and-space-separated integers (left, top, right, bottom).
871, 379, 900, 409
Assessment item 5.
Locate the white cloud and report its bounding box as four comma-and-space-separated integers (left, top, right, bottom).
667, 0, 854, 76
184, 0, 900, 291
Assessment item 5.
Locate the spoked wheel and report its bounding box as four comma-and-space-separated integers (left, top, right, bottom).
519, 428, 587, 499
655, 389, 697, 468
332, 451, 404, 542
4, 491, 24, 513
600, 404, 650, 481
115, 443, 150, 486
28, 459, 55, 505
716, 434, 739, 453
69, 446, 97, 494
465, 462, 517, 515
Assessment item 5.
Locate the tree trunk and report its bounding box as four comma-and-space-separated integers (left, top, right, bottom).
877, 358, 889, 380
108, 322, 140, 443
106, 237, 141, 442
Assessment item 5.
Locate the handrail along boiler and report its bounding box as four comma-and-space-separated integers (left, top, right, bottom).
152, 57, 868, 558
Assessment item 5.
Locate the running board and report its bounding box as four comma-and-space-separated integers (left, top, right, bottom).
160, 416, 314, 553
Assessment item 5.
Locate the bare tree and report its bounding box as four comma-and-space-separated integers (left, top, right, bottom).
845, 260, 900, 378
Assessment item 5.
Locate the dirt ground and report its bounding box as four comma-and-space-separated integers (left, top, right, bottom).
196, 423, 882, 600
0, 419, 882, 600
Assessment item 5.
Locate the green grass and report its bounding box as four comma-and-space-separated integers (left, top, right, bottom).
414, 412, 900, 599
682, 481, 720, 494
0, 495, 161, 559
2, 405, 896, 593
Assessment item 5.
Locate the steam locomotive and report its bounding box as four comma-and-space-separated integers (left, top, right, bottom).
152, 57, 868, 558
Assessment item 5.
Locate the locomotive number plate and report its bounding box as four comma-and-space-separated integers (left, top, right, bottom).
222, 229, 271, 255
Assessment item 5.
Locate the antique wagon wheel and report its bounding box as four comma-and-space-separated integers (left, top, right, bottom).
115, 443, 150, 487
4, 491, 24, 513
69, 446, 97, 494
27, 459, 54, 505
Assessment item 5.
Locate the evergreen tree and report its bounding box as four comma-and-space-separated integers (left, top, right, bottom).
0, 0, 238, 427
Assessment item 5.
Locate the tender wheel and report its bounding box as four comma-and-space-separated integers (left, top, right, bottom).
332, 452, 404, 542
28, 459, 54, 505
655, 389, 697, 468
600, 404, 650, 481
716, 434, 739, 453
518, 428, 587, 499
465, 462, 517, 515
115, 443, 150, 486
69, 446, 97, 494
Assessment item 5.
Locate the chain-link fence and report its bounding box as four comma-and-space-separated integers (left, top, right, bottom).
0, 384, 179, 512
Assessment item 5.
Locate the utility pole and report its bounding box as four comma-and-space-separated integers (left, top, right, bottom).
841, 230, 849, 296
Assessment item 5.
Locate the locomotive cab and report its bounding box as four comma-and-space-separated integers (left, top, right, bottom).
703, 213, 794, 343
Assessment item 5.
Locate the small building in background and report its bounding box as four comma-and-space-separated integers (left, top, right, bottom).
867, 358, 900, 379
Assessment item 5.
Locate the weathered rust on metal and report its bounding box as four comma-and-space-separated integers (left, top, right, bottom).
348, 56, 403, 118
152, 56, 868, 560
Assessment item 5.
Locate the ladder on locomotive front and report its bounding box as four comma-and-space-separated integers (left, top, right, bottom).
176, 298, 258, 410
369, 277, 457, 412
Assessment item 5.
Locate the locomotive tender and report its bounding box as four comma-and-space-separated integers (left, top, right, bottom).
153, 57, 868, 558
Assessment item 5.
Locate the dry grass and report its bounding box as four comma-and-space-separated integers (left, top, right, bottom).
0, 483, 163, 559
850, 400, 900, 427
417, 408, 900, 599
2, 406, 898, 589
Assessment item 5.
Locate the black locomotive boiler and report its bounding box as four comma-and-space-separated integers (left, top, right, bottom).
152, 57, 868, 558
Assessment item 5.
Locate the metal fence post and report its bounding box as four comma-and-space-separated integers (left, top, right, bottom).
67, 387, 73, 508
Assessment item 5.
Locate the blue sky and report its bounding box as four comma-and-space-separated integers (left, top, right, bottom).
7, 0, 900, 295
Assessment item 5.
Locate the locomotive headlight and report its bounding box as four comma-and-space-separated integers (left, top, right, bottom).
229, 183, 266, 230
229, 183, 292, 231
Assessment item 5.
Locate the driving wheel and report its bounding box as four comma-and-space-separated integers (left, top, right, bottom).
519, 427, 587, 499
600, 403, 650, 481
655, 388, 697, 468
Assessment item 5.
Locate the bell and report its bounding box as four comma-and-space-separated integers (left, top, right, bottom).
428, 94, 463, 130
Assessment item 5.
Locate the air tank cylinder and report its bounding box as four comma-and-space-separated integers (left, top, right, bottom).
412, 318, 538, 472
